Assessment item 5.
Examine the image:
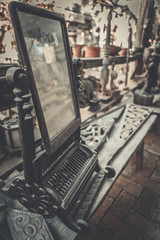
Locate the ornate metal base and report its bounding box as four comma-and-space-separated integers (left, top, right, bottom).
8, 178, 92, 235
9, 178, 56, 218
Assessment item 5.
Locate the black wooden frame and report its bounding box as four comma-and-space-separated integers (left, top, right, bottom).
9, 1, 81, 156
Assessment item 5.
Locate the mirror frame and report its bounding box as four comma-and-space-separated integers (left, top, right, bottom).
9, 1, 81, 156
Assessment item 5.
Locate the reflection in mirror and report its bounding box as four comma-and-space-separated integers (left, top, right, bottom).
18, 11, 76, 141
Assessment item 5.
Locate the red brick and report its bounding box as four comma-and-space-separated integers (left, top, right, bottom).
131, 168, 152, 186
125, 180, 143, 197
90, 196, 113, 225
75, 224, 112, 240
134, 188, 158, 219
108, 184, 121, 199
115, 174, 143, 197
157, 198, 160, 208
122, 156, 137, 178
152, 208, 160, 224
127, 212, 160, 240
143, 149, 159, 161
116, 175, 130, 188
99, 213, 129, 240
126, 230, 149, 240
109, 190, 136, 222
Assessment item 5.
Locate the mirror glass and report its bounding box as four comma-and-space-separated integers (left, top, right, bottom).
18, 11, 76, 141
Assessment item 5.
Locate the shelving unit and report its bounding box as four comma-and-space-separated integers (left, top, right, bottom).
80, 52, 142, 68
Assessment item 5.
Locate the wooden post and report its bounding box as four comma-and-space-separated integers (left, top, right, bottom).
125, 19, 132, 87
102, 9, 112, 95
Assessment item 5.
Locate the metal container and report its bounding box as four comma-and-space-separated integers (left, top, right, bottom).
0, 117, 21, 153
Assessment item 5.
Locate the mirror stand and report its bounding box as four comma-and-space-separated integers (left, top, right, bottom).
6, 67, 91, 235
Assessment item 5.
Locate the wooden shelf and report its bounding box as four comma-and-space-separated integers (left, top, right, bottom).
79, 52, 142, 69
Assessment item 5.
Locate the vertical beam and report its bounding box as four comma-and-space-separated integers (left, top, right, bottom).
22, 94, 35, 183
102, 9, 112, 95
125, 19, 132, 87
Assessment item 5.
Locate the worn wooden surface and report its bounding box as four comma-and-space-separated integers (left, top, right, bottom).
89, 113, 157, 218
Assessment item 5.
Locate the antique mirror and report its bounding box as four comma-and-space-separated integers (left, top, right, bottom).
9, 1, 81, 156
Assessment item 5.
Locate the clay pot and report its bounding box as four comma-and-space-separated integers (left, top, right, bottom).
85, 46, 100, 58
72, 45, 84, 58
119, 48, 128, 56
109, 45, 121, 56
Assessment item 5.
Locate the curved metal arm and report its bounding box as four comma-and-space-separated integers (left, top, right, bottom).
6, 67, 29, 94
96, 162, 116, 178
56, 207, 90, 235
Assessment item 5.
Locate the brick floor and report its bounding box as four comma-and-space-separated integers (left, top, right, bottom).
76, 128, 160, 240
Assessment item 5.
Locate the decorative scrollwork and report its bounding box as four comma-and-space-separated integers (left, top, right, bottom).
6, 209, 54, 240
81, 120, 114, 151
119, 104, 153, 140
9, 178, 56, 218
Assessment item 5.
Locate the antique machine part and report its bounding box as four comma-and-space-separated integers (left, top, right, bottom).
0, 117, 21, 154
5, 59, 115, 239
6, 67, 57, 218
9, 178, 56, 218
105, 104, 153, 165
6, 209, 54, 240
7, 2, 117, 236
5, 66, 102, 235
9, 177, 91, 235
5, 66, 95, 235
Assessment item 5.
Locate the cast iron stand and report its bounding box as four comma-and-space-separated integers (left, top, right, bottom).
6, 67, 91, 235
